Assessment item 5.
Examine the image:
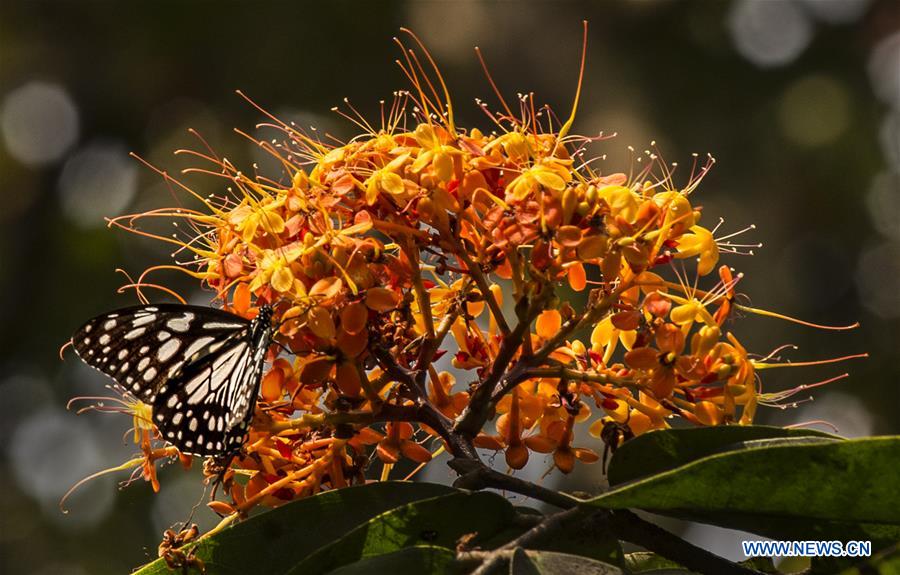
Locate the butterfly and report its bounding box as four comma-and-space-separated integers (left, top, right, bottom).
71, 303, 275, 458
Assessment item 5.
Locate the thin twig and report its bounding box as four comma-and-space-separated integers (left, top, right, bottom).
449, 456, 763, 575
371, 345, 478, 459
466, 506, 587, 575
401, 239, 436, 339
449, 458, 580, 509
448, 235, 510, 335
454, 288, 552, 438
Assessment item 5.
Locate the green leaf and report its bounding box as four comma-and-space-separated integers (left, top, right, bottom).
287, 490, 516, 575
590, 437, 900, 550
134, 481, 455, 575
326, 546, 462, 575
510, 548, 624, 575
478, 507, 623, 567
623, 551, 686, 572
608, 425, 840, 486
536, 512, 623, 566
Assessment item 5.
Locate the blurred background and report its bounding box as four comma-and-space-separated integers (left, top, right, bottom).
0, 1, 897, 572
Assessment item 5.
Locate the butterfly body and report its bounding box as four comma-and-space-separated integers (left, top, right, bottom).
72, 304, 275, 457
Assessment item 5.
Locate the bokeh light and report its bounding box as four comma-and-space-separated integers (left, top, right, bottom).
855, 241, 900, 319
1, 81, 79, 167
777, 74, 850, 147
879, 111, 899, 170
58, 141, 138, 229
866, 171, 900, 240
0, 373, 54, 443
8, 407, 115, 528
727, 0, 813, 67
406, 1, 490, 64
867, 30, 900, 108
798, 0, 872, 24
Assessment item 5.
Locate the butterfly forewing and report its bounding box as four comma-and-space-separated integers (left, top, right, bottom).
72, 303, 272, 457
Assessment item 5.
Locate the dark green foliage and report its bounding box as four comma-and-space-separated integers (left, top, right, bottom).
133, 428, 900, 575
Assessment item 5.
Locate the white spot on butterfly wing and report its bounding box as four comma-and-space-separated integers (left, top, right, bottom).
143, 367, 158, 382
166, 361, 185, 378
166, 313, 194, 333
99, 334, 110, 345
157, 338, 181, 362
184, 367, 212, 404
203, 322, 244, 329
103, 319, 117, 330
205, 343, 246, 393
132, 314, 157, 327
182, 336, 214, 360
124, 327, 146, 340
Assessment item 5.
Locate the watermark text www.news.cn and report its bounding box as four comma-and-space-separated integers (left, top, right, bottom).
742, 540, 871, 558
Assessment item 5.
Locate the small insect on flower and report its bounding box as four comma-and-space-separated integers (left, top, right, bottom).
69, 303, 276, 458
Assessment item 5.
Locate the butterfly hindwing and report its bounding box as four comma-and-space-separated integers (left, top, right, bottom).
152, 332, 262, 456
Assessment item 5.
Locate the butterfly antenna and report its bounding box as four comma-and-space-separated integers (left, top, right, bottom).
59, 339, 74, 360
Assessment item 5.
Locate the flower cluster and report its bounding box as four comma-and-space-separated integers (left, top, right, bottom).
72, 30, 861, 543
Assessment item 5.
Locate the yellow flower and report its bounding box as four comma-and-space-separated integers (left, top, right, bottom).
505, 159, 571, 201
674, 225, 719, 275
229, 198, 286, 243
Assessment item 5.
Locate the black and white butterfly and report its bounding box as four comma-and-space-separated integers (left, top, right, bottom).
71, 303, 275, 458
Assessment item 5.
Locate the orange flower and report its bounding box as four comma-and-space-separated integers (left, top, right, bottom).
376, 422, 432, 464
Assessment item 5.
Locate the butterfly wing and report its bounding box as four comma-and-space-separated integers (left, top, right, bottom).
71, 304, 251, 404
72, 303, 274, 457
152, 325, 270, 457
